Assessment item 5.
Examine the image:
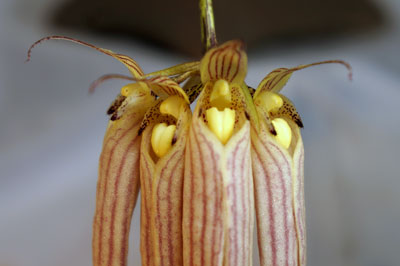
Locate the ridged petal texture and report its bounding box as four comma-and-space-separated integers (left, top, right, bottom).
199, 40, 247, 85
93, 92, 154, 266
140, 105, 192, 266
251, 119, 306, 266
182, 95, 254, 266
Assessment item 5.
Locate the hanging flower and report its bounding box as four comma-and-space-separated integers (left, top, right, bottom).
27, 2, 350, 265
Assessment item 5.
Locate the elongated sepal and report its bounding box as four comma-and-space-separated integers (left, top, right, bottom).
251, 120, 306, 266
223, 120, 254, 266
139, 129, 156, 266
93, 92, 154, 266
153, 117, 191, 266
140, 104, 192, 266
183, 99, 254, 266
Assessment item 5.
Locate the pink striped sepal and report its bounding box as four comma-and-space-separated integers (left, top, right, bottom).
251, 118, 306, 266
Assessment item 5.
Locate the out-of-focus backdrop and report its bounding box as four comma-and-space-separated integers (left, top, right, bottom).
0, 0, 399, 265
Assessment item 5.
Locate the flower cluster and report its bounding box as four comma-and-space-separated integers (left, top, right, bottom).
27, 36, 350, 266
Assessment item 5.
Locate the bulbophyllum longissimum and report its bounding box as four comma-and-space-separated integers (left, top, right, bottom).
27, 1, 351, 265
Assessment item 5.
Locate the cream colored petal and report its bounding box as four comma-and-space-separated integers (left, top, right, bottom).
251, 120, 305, 266
153, 116, 191, 266
291, 125, 306, 266
140, 103, 191, 266
183, 96, 254, 266
93, 92, 154, 266
139, 136, 156, 266
183, 114, 226, 266
223, 120, 254, 266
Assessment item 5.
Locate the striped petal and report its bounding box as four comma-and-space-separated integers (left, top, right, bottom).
251, 118, 305, 266
182, 93, 254, 266
200, 40, 247, 84
140, 102, 192, 266
93, 91, 155, 266
139, 138, 156, 266
223, 121, 254, 266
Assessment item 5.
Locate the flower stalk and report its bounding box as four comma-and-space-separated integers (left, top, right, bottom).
200, 0, 217, 52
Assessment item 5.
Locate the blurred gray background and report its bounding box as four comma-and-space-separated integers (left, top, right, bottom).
1, 0, 399, 265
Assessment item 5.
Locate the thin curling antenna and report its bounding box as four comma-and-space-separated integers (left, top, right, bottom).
255, 59, 353, 99
26, 35, 103, 63
89, 74, 137, 94
296, 60, 353, 81
26, 35, 145, 78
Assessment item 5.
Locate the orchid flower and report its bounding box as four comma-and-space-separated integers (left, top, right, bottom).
27, 1, 351, 265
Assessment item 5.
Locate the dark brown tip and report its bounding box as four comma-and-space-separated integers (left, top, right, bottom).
26, 35, 92, 63
110, 113, 119, 121
107, 108, 115, 116
296, 119, 304, 128
270, 127, 277, 136
137, 127, 144, 136
106, 94, 126, 115
245, 111, 250, 120
247, 86, 256, 97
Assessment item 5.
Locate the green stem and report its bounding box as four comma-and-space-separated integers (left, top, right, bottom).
199, 0, 217, 52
